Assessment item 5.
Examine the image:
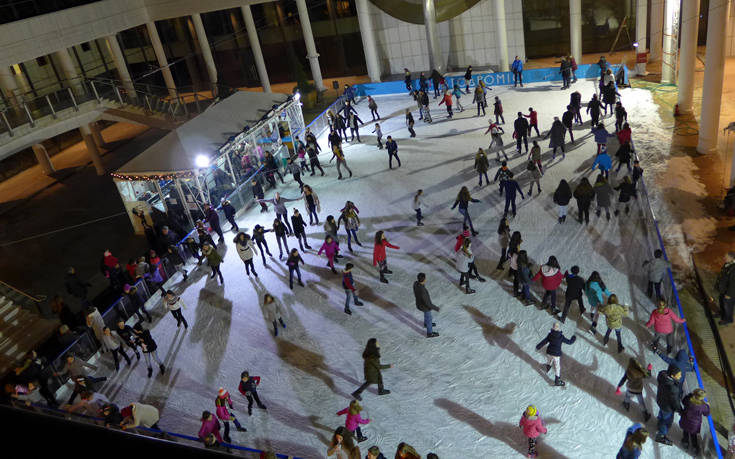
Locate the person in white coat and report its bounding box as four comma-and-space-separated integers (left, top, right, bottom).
263, 294, 286, 337
456, 239, 476, 294
100, 326, 131, 371
163, 290, 188, 328
413, 189, 425, 226
234, 232, 258, 277
121, 402, 160, 430
85, 307, 105, 347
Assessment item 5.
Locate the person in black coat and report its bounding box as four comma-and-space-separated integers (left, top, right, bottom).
535, 322, 576, 386
132, 322, 165, 378
561, 105, 575, 142
334, 114, 348, 139
614, 176, 637, 215
615, 143, 633, 173
116, 319, 141, 360
65, 267, 91, 302
222, 200, 238, 232
570, 91, 583, 124
514, 112, 529, 155
560, 266, 585, 323
654, 365, 683, 445
347, 112, 363, 142
272, 219, 289, 260
164, 245, 188, 281
291, 209, 311, 251
286, 248, 305, 289
413, 273, 440, 338
386, 136, 400, 169
252, 225, 272, 266
502, 173, 525, 218
203, 204, 224, 242
251, 179, 268, 213
306, 145, 325, 176
464, 65, 473, 93
552, 179, 572, 223
586, 94, 603, 127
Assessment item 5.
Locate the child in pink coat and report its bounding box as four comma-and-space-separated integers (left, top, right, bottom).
519, 405, 547, 458
318, 235, 340, 274
532, 256, 564, 314
214, 388, 246, 443
645, 299, 686, 354
336, 399, 370, 443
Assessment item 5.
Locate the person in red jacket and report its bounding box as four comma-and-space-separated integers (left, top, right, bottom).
438, 90, 453, 118
532, 256, 564, 314
519, 405, 547, 457
372, 230, 400, 284
523, 107, 540, 137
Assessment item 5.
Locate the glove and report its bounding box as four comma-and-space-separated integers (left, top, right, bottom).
615, 387, 622, 395
647, 363, 653, 371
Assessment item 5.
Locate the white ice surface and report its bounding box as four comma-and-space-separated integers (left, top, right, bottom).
76, 82, 695, 458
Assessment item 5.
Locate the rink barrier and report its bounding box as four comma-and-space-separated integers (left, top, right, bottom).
636, 158, 724, 457
7, 401, 301, 458
351, 63, 627, 97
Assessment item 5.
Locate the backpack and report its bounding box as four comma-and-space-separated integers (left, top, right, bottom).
526, 161, 535, 172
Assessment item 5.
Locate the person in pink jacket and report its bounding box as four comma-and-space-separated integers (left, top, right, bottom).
519, 405, 547, 458
336, 399, 370, 443
645, 299, 686, 354
532, 256, 564, 314
318, 235, 340, 274
198, 410, 224, 446
214, 388, 246, 443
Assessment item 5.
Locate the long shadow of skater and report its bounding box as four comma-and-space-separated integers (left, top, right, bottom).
434, 398, 569, 458
264, 400, 334, 446
275, 340, 355, 398
189, 288, 232, 383
463, 306, 549, 380
358, 284, 426, 335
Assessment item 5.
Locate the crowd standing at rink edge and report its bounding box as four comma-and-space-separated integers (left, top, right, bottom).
5, 56, 731, 459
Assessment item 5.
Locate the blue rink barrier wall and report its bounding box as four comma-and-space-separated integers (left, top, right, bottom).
353, 63, 627, 97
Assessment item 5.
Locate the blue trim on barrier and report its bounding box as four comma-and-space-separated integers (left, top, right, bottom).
652, 220, 724, 458
353, 64, 622, 97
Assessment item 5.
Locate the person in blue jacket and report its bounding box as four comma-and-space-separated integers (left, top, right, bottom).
535, 322, 576, 386
451, 84, 464, 112
591, 148, 612, 179
502, 172, 525, 218
616, 423, 648, 459
592, 122, 616, 154
511, 56, 524, 87
655, 348, 695, 391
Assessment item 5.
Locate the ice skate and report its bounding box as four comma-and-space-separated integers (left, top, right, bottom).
554, 376, 566, 386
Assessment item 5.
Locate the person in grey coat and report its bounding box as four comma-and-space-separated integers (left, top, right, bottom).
643, 249, 671, 301
543, 117, 567, 160
256, 192, 303, 234
413, 273, 440, 338
593, 174, 614, 220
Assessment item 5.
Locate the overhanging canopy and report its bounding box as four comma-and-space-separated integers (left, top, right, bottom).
114, 91, 289, 178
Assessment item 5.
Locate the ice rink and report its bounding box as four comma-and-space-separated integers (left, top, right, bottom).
75, 80, 698, 458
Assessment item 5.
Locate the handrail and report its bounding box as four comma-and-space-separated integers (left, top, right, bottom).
10, 401, 301, 458
0, 279, 44, 303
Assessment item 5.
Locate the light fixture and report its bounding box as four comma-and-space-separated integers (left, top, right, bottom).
195, 154, 210, 168
293, 90, 301, 101
633, 42, 639, 48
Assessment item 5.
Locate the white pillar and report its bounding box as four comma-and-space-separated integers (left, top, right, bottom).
676, 0, 700, 112
423, 0, 443, 73
660, 0, 681, 84
105, 34, 136, 97
54, 48, 78, 83
80, 124, 105, 175
649, 0, 665, 61
493, 0, 509, 72
569, 0, 582, 64
146, 21, 177, 98
241, 5, 271, 92
191, 13, 218, 89
355, 0, 381, 82
295, 0, 326, 91
0, 66, 20, 108
89, 121, 106, 148
697, 0, 731, 154
635, 0, 648, 75
32, 144, 55, 175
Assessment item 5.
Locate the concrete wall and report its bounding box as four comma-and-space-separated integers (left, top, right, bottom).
370, 0, 525, 75
728, 3, 735, 57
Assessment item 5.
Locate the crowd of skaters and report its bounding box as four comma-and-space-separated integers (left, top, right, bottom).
5, 59, 735, 459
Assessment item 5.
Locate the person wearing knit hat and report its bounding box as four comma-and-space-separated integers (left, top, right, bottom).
215, 388, 246, 443
367, 445, 386, 459
535, 322, 576, 387
519, 404, 547, 457
679, 388, 710, 455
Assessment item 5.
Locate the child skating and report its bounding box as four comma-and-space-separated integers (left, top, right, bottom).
373, 231, 400, 284
214, 388, 247, 443
262, 293, 286, 336
372, 123, 383, 149
519, 405, 547, 457
336, 399, 370, 443
535, 322, 576, 386
413, 189, 425, 226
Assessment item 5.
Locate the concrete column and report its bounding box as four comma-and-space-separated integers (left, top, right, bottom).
0, 66, 21, 108
80, 124, 105, 175
660, 0, 681, 84
493, 0, 509, 72
295, 0, 326, 91
697, 0, 731, 154
241, 5, 271, 92
145, 21, 177, 98
191, 13, 218, 90
89, 122, 106, 148
569, 0, 582, 64
105, 34, 136, 97
32, 144, 55, 175
355, 0, 381, 82
423, 0, 443, 73
635, 0, 648, 75
676, 0, 700, 112
649, 0, 665, 61
54, 48, 78, 84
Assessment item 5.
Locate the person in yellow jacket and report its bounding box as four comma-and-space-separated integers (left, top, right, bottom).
599, 294, 629, 353
330, 145, 353, 180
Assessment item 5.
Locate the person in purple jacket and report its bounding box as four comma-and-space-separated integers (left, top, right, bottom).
679, 388, 710, 455
616, 423, 649, 459
318, 235, 340, 274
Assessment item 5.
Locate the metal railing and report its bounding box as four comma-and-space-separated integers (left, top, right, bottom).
0, 279, 46, 316
635, 147, 724, 458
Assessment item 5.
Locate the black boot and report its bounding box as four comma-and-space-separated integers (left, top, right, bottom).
554, 376, 566, 386
273, 321, 278, 336
279, 318, 286, 328
380, 274, 388, 284
344, 307, 352, 315
159, 363, 166, 375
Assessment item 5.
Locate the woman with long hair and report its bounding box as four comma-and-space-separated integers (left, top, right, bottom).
456, 239, 477, 294
328, 426, 361, 459
496, 217, 511, 269
552, 179, 572, 224
451, 186, 480, 236
372, 231, 400, 284
531, 256, 564, 313
351, 338, 391, 401
585, 270, 611, 334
